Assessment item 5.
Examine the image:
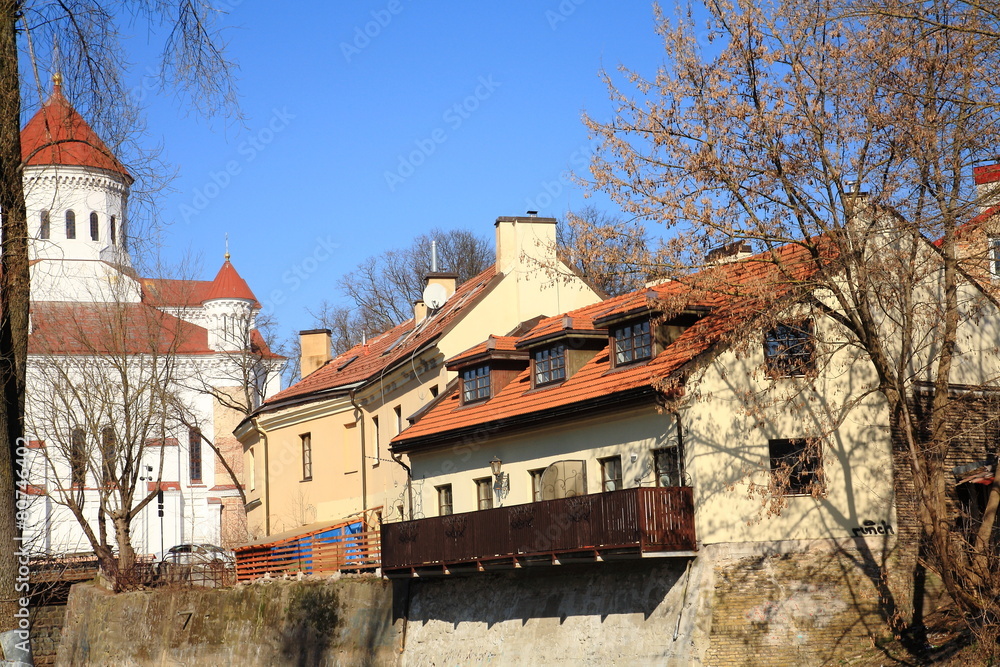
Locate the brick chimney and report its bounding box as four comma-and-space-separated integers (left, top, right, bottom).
974, 164, 1000, 212
494, 213, 558, 274
299, 329, 332, 378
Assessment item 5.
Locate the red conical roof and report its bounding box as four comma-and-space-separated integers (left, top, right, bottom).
20, 82, 132, 181
203, 259, 259, 304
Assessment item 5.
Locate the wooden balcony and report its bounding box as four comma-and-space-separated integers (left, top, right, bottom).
381, 486, 695, 576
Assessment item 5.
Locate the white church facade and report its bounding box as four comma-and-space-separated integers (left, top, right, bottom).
18, 78, 283, 558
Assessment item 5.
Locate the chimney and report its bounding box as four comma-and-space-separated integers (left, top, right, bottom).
413, 299, 428, 324
299, 329, 332, 378
706, 241, 753, 265
494, 213, 558, 274
425, 272, 457, 300
974, 164, 1000, 212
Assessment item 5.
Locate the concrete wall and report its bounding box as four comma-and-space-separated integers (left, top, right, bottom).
56, 577, 401, 666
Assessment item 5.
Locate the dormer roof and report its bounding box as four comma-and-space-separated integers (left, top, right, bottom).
20, 81, 132, 182
203, 259, 259, 304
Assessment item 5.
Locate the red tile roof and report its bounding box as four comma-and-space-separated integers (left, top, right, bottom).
203, 260, 259, 304
393, 242, 827, 449
264, 265, 501, 405
21, 84, 131, 181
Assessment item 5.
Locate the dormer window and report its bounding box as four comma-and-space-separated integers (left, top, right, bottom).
612, 320, 652, 366
533, 344, 566, 387
764, 321, 815, 377
462, 365, 491, 404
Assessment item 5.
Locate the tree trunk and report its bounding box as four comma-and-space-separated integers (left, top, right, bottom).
0, 2, 32, 664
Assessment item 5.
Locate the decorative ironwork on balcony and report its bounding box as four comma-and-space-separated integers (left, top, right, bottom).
381, 486, 695, 576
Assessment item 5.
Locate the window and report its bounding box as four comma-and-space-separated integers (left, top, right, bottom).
430, 385, 439, 398
764, 321, 815, 377
90, 212, 99, 241
533, 344, 567, 386
70, 428, 86, 487
189, 428, 203, 484
475, 478, 493, 510
600, 456, 623, 492
613, 320, 652, 366
462, 365, 491, 403
529, 468, 545, 502
394, 405, 403, 435
991, 237, 1000, 279
372, 416, 380, 467
39, 211, 50, 239
654, 447, 682, 487
768, 438, 824, 495
437, 484, 453, 516
101, 427, 115, 486
301, 433, 312, 481
249, 448, 256, 491
65, 210, 76, 239
110, 215, 117, 245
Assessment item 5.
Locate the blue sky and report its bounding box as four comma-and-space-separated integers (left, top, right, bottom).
123, 2, 668, 338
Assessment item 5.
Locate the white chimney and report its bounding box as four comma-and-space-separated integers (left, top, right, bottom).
494, 214, 558, 274
299, 329, 332, 378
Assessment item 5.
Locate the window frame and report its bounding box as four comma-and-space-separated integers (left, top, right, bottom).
189, 428, 203, 484
110, 215, 117, 245
436, 484, 453, 516
70, 427, 86, 487
39, 210, 50, 240
461, 364, 491, 404
301, 433, 313, 481
763, 320, 815, 378
599, 455, 623, 492
101, 427, 115, 486
533, 343, 567, 387
611, 319, 652, 367
65, 210, 76, 240
768, 438, 824, 496
89, 211, 99, 241
372, 416, 380, 467
653, 447, 682, 488
475, 477, 493, 510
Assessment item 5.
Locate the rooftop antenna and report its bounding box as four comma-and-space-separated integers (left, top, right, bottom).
225, 233, 230, 261
430, 240, 439, 273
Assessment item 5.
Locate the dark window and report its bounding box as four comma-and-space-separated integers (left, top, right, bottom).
430, 385, 439, 398
475, 478, 493, 510
301, 433, 312, 481
613, 320, 652, 366
372, 416, 380, 467
70, 428, 86, 487
90, 212, 99, 241
462, 365, 491, 403
437, 484, 453, 516
101, 427, 115, 486
394, 405, 403, 434
769, 438, 824, 495
533, 344, 567, 386
600, 456, 623, 492
65, 210, 76, 239
991, 237, 1000, 278
529, 468, 545, 502
189, 428, 203, 484
110, 215, 117, 245
654, 447, 682, 487
39, 211, 50, 239
764, 321, 815, 377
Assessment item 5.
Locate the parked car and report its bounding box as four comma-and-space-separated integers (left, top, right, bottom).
154, 544, 235, 585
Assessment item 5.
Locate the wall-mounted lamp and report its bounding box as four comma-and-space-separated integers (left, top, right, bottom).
490, 456, 503, 478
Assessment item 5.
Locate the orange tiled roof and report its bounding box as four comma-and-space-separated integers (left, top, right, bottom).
445, 335, 522, 368
21, 84, 131, 181
393, 241, 827, 449
142, 259, 260, 308
203, 260, 259, 304
264, 265, 501, 404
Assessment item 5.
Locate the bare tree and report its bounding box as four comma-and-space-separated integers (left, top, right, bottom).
584, 0, 1000, 655
557, 206, 661, 296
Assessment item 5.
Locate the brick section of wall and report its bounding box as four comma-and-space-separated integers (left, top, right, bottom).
29, 604, 67, 667
704, 544, 888, 667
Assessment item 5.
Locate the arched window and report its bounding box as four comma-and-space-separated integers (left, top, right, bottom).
70, 428, 86, 487
90, 212, 99, 241
101, 427, 115, 485
39, 211, 50, 239
65, 210, 76, 239
110, 215, 116, 245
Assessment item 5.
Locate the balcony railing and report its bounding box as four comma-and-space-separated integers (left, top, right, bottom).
381, 486, 695, 575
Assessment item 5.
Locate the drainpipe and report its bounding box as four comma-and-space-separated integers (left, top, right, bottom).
350, 388, 367, 512
251, 416, 271, 536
